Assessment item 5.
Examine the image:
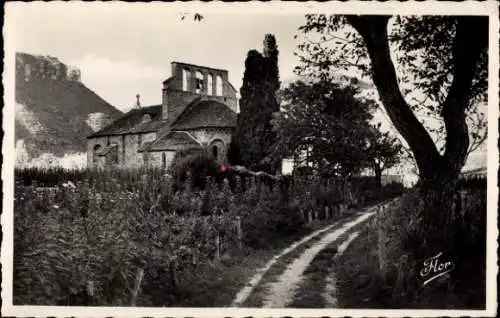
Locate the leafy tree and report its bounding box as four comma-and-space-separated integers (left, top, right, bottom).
295, 15, 488, 251
231, 34, 281, 173
271, 80, 377, 179
365, 124, 403, 188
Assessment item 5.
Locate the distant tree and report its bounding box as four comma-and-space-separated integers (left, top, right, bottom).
295, 14, 488, 251
271, 80, 377, 179
365, 124, 403, 188
231, 34, 281, 174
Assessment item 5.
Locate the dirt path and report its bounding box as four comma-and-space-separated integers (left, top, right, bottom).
261, 212, 375, 308
230, 220, 342, 306
322, 231, 360, 307
232, 200, 392, 308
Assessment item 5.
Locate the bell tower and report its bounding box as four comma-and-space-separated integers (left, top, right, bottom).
161, 61, 239, 125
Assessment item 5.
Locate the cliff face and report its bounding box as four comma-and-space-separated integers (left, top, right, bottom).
15, 52, 123, 157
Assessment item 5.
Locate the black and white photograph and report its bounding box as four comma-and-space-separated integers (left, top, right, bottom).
2, 1, 498, 317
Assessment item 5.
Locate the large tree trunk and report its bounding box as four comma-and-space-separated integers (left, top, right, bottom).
374, 165, 382, 189
418, 166, 460, 255
346, 15, 487, 255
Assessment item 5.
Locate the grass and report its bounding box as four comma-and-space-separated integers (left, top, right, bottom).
242, 239, 308, 307
287, 244, 338, 308
13, 166, 406, 307
333, 191, 486, 309
333, 226, 392, 308
241, 211, 361, 308
165, 247, 282, 307
170, 228, 327, 307
289, 214, 376, 308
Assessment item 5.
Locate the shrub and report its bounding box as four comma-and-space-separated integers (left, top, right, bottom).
239, 188, 306, 248
14, 165, 407, 306
168, 150, 221, 191
360, 181, 406, 205
13, 170, 241, 306
364, 183, 486, 308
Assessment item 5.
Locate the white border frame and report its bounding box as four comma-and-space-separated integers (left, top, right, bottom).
2, 1, 498, 317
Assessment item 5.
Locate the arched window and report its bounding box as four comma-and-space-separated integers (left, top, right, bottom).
210, 139, 226, 163
93, 144, 102, 165
162, 152, 166, 170
212, 145, 218, 160
195, 71, 204, 94
207, 74, 213, 95
182, 69, 190, 91
216, 75, 223, 96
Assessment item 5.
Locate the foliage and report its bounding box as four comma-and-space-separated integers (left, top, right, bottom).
365, 124, 403, 187
231, 34, 281, 173
168, 150, 220, 191
342, 184, 486, 308
13, 165, 404, 306
294, 14, 488, 261
13, 168, 241, 306
294, 14, 488, 181
272, 80, 377, 178
238, 184, 306, 248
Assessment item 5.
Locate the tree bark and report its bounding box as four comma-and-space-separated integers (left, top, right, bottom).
441, 16, 488, 173
346, 15, 487, 183
347, 15, 443, 179
346, 15, 488, 254
374, 165, 382, 189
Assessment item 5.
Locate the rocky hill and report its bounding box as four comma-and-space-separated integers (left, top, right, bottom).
15, 52, 123, 158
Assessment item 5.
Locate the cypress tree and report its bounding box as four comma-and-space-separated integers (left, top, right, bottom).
230, 34, 281, 174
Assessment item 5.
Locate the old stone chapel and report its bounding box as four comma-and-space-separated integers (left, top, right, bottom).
87, 62, 238, 169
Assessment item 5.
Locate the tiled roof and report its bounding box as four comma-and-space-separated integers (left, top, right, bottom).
171, 99, 237, 130
88, 105, 165, 137
139, 131, 203, 152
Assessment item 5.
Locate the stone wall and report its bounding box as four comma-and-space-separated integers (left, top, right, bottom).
162, 61, 238, 123
188, 128, 233, 162
87, 132, 157, 168
87, 136, 107, 168
188, 128, 232, 145
122, 132, 157, 167
86, 128, 233, 169
144, 150, 176, 169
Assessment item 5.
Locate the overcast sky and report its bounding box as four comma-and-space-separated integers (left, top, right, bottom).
7, 2, 488, 173
9, 3, 306, 111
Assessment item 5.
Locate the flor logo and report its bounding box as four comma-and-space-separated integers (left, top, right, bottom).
419, 251, 455, 286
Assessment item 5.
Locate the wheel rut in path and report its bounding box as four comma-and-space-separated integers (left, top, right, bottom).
322, 231, 360, 307
261, 210, 376, 308
230, 219, 342, 307
232, 200, 392, 308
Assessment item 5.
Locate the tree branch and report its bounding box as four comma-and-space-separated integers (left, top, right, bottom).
346, 15, 442, 178
441, 16, 488, 172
